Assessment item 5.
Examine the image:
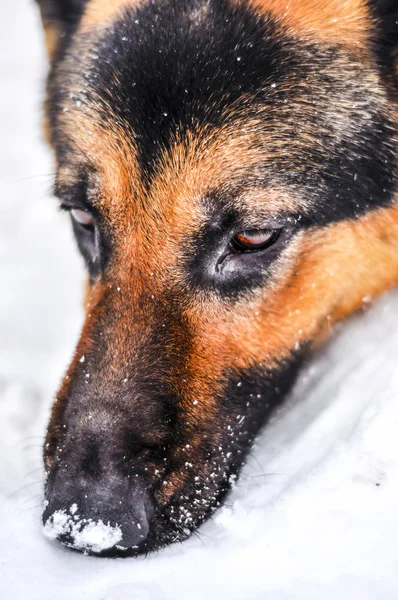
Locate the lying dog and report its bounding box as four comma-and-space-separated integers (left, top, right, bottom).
36, 0, 398, 556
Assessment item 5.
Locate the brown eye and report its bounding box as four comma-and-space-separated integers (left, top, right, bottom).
71, 208, 94, 228
231, 229, 280, 252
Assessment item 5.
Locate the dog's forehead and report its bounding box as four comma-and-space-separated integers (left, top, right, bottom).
79, 0, 371, 44
52, 0, 393, 227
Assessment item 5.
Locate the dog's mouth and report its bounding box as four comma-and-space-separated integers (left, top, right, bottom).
41, 443, 237, 556
41, 353, 304, 556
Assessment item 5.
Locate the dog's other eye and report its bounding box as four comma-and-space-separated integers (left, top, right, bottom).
231, 229, 280, 252
71, 208, 94, 228
62, 204, 100, 278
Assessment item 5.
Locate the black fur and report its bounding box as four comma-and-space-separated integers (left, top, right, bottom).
84, 0, 397, 215
88, 0, 299, 185
35, 0, 87, 27
35, 0, 87, 46
367, 0, 398, 89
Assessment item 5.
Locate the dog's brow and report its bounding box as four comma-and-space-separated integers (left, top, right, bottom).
54, 171, 96, 211
205, 177, 309, 222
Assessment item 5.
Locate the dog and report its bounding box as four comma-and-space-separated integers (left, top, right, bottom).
36, 0, 398, 556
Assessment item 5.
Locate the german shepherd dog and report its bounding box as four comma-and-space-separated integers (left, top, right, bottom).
36, 0, 398, 556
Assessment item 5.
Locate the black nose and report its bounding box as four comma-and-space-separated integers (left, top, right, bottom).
43, 473, 152, 555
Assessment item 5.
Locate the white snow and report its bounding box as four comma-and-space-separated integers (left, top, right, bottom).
43, 510, 71, 541
72, 520, 123, 553
0, 2, 398, 599
43, 509, 123, 554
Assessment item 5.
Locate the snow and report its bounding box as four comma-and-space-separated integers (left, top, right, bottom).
0, 2, 398, 599
43, 509, 123, 554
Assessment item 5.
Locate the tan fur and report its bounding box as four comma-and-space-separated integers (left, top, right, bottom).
242, 0, 371, 47
81, 0, 142, 29
42, 23, 59, 59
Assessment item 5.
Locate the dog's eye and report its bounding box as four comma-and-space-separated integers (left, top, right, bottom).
231, 229, 280, 252
71, 208, 94, 228
64, 206, 100, 277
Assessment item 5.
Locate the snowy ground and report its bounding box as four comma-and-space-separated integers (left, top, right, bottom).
1, 2, 398, 599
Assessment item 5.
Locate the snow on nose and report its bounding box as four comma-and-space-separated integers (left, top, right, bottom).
43, 505, 125, 554
43, 471, 152, 554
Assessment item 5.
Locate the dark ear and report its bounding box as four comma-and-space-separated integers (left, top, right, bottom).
35, 0, 88, 58
369, 0, 398, 82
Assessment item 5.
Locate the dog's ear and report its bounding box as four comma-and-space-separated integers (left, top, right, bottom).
370, 0, 398, 81
35, 0, 88, 59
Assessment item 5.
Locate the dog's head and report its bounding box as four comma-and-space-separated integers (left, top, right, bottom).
37, 0, 398, 555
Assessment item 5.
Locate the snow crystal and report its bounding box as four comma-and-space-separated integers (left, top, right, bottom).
43, 510, 70, 540
72, 521, 123, 554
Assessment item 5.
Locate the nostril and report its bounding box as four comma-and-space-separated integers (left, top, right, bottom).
81, 441, 101, 478
43, 477, 153, 555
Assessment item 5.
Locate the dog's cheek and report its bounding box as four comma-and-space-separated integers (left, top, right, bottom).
155, 356, 305, 524
154, 205, 398, 515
